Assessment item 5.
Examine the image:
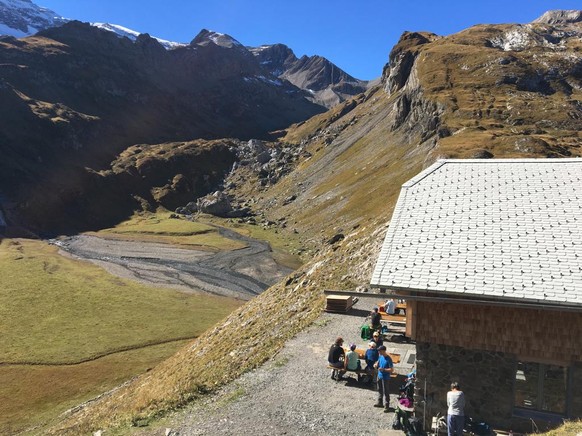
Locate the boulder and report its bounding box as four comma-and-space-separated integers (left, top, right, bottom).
196, 191, 233, 217
327, 233, 345, 245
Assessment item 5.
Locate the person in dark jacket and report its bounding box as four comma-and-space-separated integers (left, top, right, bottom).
370, 307, 382, 331
328, 336, 346, 380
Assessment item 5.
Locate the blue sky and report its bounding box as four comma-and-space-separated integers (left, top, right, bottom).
39, 1, 582, 80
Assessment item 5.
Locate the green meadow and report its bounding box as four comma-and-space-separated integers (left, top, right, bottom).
0, 237, 241, 433
95, 211, 247, 251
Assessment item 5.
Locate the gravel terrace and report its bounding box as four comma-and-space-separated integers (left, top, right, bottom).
149, 296, 416, 436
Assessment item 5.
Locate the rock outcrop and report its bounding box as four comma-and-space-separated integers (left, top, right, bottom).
250, 43, 369, 108
532, 9, 582, 25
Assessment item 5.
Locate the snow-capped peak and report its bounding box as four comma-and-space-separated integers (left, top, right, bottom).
192, 29, 243, 49
0, 0, 67, 37
91, 22, 185, 49
0, 0, 185, 50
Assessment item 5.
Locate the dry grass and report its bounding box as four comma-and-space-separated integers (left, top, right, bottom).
535, 420, 582, 436
0, 341, 189, 435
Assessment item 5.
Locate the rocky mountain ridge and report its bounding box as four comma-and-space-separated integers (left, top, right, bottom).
0, 0, 368, 106
250, 43, 369, 108
0, 0, 184, 48
0, 21, 326, 233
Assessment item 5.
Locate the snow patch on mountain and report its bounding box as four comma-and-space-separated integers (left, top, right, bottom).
91, 22, 185, 49
0, 0, 184, 49
0, 0, 66, 36
192, 29, 243, 49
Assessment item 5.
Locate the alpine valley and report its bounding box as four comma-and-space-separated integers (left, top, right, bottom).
1, 1, 581, 434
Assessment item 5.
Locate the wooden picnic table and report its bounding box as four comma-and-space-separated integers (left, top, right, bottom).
348, 347, 401, 364
378, 301, 407, 315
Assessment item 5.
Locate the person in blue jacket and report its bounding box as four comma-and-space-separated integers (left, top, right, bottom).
373, 345, 394, 411
365, 341, 379, 372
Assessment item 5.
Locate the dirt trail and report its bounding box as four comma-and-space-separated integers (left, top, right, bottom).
51, 225, 293, 300
141, 298, 417, 436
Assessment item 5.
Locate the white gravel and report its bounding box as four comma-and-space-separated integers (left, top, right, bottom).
160, 297, 416, 436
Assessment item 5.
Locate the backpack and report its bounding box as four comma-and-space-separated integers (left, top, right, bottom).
360, 324, 372, 340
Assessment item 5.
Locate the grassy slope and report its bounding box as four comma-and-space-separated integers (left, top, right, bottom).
0, 341, 188, 435
198, 215, 306, 270
537, 420, 582, 435
96, 211, 247, 251
0, 238, 241, 433
45, 22, 582, 435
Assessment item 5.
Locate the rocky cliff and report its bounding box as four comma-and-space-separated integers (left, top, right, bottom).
250, 43, 369, 108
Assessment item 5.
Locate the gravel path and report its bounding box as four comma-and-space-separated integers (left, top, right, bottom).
50, 224, 292, 300
156, 297, 416, 436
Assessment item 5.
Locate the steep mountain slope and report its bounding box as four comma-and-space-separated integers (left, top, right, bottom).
0, 0, 65, 37
43, 11, 582, 435
0, 0, 184, 48
0, 22, 324, 233
250, 43, 369, 107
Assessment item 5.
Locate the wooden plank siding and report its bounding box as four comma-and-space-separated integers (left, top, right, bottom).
413, 301, 582, 363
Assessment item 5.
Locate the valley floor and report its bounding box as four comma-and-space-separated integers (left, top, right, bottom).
53, 223, 292, 301
136, 297, 416, 436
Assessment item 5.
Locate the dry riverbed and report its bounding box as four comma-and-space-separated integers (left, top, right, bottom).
51, 224, 293, 301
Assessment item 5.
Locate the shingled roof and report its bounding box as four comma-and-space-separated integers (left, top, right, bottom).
370, 158, 582, 308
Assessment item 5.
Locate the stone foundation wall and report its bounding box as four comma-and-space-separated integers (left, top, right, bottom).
415, 343, 582, 433
571, 362, 582, 417
415, 341, 516, 431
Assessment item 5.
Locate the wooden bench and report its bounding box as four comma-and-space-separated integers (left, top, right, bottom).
327, 352, 400, 382
380, 313, 407, 324
327, 365, 370, 381
326, 365, 398, 382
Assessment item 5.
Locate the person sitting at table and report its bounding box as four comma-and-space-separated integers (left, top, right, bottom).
345, 343, 361, 371
365, 341, 379, 372
328, 336, 346, 380
372, 331, 384, 348
384, 299, 397, 315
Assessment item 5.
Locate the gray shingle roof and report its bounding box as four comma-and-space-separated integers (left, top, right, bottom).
370, 158, 582, 307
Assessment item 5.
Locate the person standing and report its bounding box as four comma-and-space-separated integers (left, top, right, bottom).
447, 382, 465, 436
373, 345, 393, 411
365, 341, 379, 372
370, 307, 382, 332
